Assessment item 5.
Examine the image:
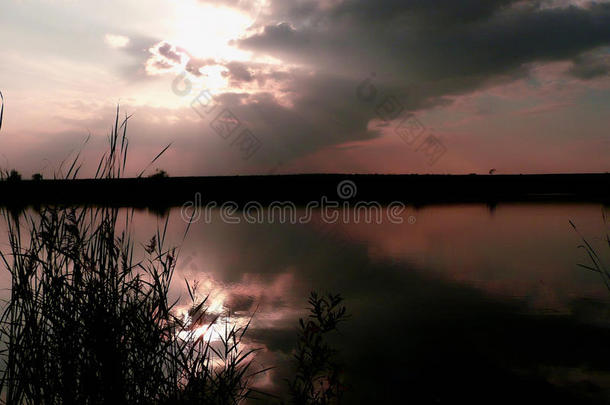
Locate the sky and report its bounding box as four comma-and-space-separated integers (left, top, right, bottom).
0, 0, 609, 177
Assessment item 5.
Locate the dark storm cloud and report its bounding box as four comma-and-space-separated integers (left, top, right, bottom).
205, 70, 380, 163
194, 0, 608, 161
240, 1, 610, 83
244, 22, 304, 48
261, 0, 526, 24
568, 48, 610, 78
130, 1, 610, 164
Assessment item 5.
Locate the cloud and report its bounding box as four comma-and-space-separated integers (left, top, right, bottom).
222, 61, 255, 84
117, 0, 610, 170
238, 1, 610, 100
568, 48, 610, 78
144, 41, 193, 75
104, 34, 130, 49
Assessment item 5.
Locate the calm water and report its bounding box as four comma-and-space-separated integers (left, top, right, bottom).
2, 203, 610, 403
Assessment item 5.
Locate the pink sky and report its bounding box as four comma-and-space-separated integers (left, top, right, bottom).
0, 0, 609, 177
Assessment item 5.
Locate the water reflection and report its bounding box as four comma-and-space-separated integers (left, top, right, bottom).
2, 203, 610, 403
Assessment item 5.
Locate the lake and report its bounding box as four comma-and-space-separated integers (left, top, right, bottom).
110, 202, 609, 403
1, 202, 609, 403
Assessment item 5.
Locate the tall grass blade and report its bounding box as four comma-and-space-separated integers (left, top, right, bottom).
0, 91, 4, 132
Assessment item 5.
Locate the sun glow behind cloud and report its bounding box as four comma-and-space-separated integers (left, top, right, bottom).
143, 0, 265, 94
171, 0, 254, 61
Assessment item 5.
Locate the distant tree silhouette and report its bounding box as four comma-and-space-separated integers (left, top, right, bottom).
7, 170, 21, 182
148, 169, 169, 179
489, 168, 496, 175
31, 173, 43, 181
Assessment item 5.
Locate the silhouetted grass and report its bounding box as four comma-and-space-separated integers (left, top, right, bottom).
0, 106, 352, 405
287, 292, 348, 405
0, 109, 266, 404
0, 90, 4, 132
571, 210, 610, 291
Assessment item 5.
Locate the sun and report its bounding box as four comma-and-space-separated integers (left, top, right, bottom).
171, 0, 255, 62
165, 0, 262, 91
